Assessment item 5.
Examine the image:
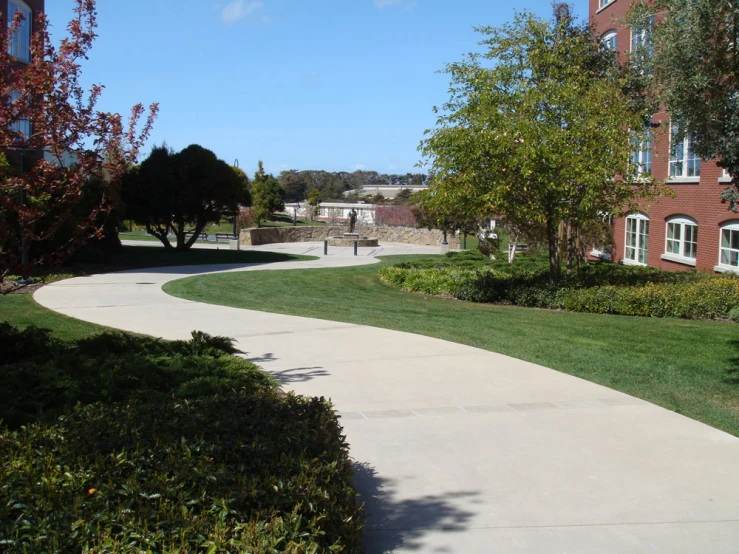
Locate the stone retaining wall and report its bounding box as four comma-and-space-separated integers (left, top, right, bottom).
239, 225, 460, 248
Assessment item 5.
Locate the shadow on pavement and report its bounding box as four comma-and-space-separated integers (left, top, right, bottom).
269, 366, 330, 384
244, 352, 278, 363
353, 462, 477, 553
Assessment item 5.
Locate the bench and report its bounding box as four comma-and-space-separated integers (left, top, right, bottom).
184, 230, 208, 241
215, 232, 236, 242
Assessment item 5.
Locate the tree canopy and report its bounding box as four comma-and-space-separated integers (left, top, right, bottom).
420, 7, 662, 280
631, 0, 739, 210
122, 144, 245, 251
0, 0, 157, 288
250, 161, 285, 227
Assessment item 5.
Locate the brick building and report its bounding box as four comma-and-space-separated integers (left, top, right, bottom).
590, 0, 739, 274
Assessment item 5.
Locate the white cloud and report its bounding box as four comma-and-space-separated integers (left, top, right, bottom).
221, 0, 265, 25
373, 0, 417, 9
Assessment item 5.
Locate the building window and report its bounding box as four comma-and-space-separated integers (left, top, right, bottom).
631, 16, 654, 64
9, 90, 30, 139
665, 217, 697, 260
632, 130, 652, 175
599, 0, 615, 9
7, 0, 32, 63
719, 222, 739, 269
669, 124, 700, 178
625, 213, 649, 265
602, 30, 617, 51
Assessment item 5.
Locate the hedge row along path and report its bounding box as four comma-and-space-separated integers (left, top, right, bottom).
35, 241, 739, 554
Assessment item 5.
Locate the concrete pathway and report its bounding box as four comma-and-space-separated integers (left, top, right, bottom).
35, 242, 739, 553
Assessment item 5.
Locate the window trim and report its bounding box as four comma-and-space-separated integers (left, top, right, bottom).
719, 168, 733, 183
597, 0, 616, 13
623, 212, 650, 266
661, 216, 697, 266
631, 128, 652, 176
668, 122, 701, 179
716, 220, 739, 274
7, 0, 32, 64
601, 29, 618, 51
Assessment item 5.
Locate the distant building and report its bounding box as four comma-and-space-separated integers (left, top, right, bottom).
285, 202, 377, 225
591, 0, 738, 274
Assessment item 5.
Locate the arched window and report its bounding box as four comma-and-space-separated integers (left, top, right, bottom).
624, 213, 649, 265
602, 30, 617, 51
663, 216, 697, 264
7, 0, 32, 63
718, 221, 739, 271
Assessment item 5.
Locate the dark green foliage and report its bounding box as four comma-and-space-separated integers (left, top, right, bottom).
380, 260, 739, 321
122, 144, 246, 251
0, 392, 363, 553
0, 326, 273, 430
0, 325, 363, 551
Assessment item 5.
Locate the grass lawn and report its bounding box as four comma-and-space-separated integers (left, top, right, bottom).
164, 255, 739, 437
0, 295, 110, 340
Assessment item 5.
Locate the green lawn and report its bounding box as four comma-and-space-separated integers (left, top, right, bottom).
0, 295, 110, 340
164, 255, 739, 437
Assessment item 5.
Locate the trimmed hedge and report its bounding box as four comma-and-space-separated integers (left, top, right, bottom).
379, 262, 739, 321
0, 325, 364, 552
0, 324, 276, 429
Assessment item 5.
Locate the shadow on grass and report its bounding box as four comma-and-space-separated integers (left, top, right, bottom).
270, 366, 329, 384
724, 340, 739, 385
352, 462, 477, 553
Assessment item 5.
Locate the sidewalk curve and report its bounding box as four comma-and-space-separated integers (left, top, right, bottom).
34, 241, 739, 553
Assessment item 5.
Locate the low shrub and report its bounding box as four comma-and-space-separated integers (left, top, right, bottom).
0, 325, 275, 429
0, 325, 364, 551
380, 260, 739, 321
0, 392, 363, 553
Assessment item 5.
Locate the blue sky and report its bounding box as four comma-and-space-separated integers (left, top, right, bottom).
46, 0, 587, 177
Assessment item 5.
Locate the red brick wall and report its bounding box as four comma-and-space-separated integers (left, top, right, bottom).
590, 0, 738, 273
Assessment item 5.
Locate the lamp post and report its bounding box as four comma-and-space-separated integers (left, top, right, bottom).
18, 149, 29, 283
233, 159, 240, 239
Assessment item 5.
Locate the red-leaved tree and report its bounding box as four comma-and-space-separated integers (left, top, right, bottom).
0, 0, 158, 291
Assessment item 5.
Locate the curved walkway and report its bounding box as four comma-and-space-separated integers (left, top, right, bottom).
35, 242, 739, 553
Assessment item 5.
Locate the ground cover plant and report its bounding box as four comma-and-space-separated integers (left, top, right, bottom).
164, 255, 739, 437
0, 324, 362, 551
380, 251, 739, 321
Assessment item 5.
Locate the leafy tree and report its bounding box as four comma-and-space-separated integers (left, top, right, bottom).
250, 161, 285, 227
122, 144, 245, 251
420, 7, 662, 281
0, 0, 157, 288
631, 0, 739, 210
278, 169, 309, 203
306, 187, 321, 221
231, 165, 251, 208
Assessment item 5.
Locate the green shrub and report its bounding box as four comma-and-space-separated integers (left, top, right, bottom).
380, 259, 739, 321
0, 325, 276, 429
0, 392, 363, 553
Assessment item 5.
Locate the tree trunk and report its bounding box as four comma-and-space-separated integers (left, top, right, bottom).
147, 223, 173, 250
566, 219, 573, 276
547, 219, 560, 283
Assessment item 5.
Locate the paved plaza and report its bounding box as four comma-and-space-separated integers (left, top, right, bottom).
35, 241, 739, 553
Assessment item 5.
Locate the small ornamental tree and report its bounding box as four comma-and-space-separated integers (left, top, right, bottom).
250, 161, 285, 227
0, 0, 158, 289
122, 144, 246, 251
307, 187, 321, 221
420, 7, 664, 282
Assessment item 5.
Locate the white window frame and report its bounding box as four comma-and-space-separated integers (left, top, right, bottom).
632, 129, 652, 176
719, 168, 733, 183
669, 123, 701, 180
598, 0, 616, 11
7, 0, 32, 64
631, 16, 655, 61
602, 30, 617, 51
716, 221, 739, 274
661, 216, 697, 266
624, 213, 649, 266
